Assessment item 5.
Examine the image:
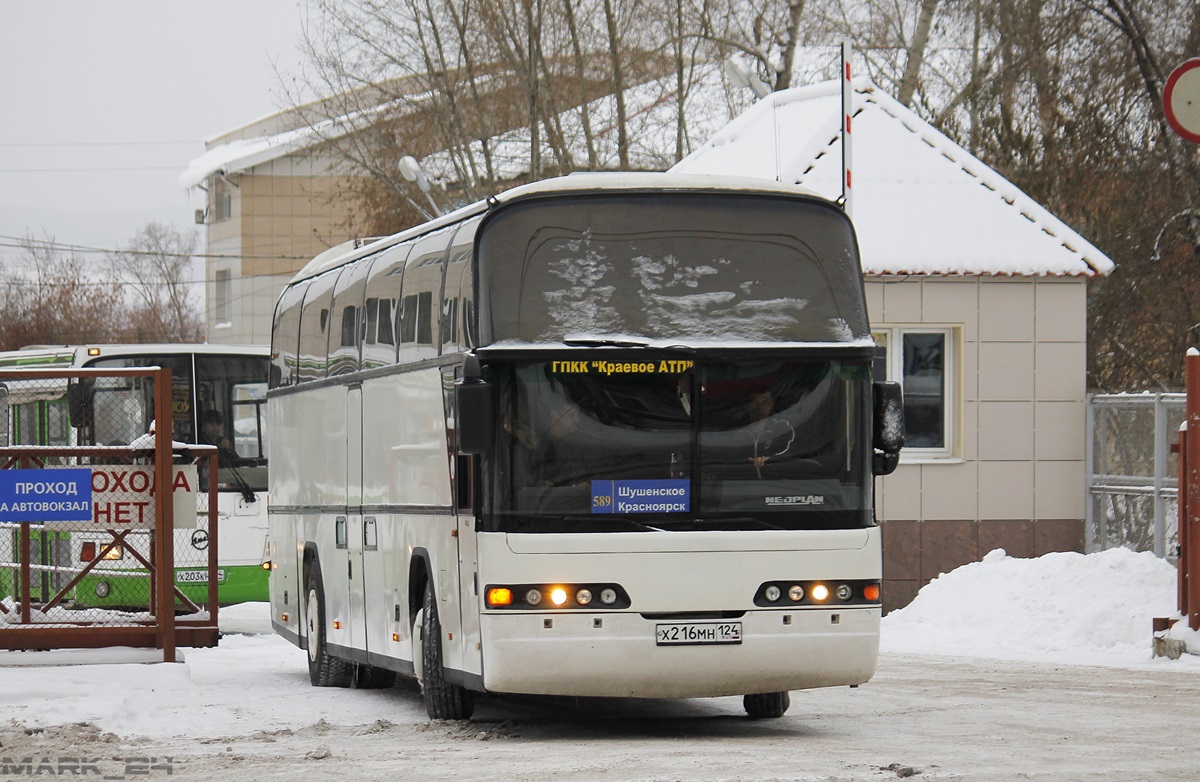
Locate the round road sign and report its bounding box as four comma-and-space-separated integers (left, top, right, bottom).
1165, 58, 1200, 144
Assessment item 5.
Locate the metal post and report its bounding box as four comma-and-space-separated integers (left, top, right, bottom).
1085, 395, 1095, 552
841, 40, 854, 220
1186, 351, 1200, 630
19, 521, 31, 624
207, 451, 219, 626
1178, 425, 1189, 620
1099, 399, 1110, 549
154, 368, 176, 662
1154, 392, 1166, 558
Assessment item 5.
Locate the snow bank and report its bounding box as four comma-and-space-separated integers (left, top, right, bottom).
881, 547, 1189, 666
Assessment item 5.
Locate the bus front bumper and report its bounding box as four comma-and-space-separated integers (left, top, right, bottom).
478, 607, 879, 698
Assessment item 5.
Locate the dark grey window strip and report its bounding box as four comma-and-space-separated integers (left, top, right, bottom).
267, 350, 464, 401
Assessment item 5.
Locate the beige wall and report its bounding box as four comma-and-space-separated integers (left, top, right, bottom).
867, 275, 1088, 609
204, 156, 362, 345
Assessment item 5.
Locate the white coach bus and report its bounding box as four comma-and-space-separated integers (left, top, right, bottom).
267, 173, 903, 719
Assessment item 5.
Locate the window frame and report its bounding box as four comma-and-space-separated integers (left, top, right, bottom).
214, 269, 232, 326
872, 324, 959, 461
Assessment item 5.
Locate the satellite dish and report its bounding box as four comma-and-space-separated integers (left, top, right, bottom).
1164, 58, 1200, 144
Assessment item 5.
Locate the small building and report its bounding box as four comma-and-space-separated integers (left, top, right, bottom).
672, 79, 1115, 610
180, 108, 377, 344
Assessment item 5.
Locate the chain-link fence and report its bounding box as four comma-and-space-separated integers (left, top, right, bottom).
1086, 393, 1184, 559
0, 367, 219, 656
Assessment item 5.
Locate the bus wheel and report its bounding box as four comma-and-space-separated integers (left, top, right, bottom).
305, 566, 351, 688
353, 663, 397, 689
743, 691, 791, 719
420, 583, 474, 720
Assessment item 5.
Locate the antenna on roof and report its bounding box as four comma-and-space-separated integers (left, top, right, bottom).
840, 40, 854, 219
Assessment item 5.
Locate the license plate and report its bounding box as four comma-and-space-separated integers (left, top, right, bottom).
655, 621, 742, 646
176, 569, 224, 584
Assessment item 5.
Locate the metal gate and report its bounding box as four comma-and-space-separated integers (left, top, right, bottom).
0, 367, 220, 660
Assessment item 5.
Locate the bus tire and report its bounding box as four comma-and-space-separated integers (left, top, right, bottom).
743, 691, 790, 719
305, 565, 351, 688
420, 583, 474, 720
353, 663, 397, 690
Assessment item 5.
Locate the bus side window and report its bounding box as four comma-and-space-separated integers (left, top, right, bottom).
442, 216, 481, 353
272, 283, 308, 387
363, 244, 410, 369
329, 256, 372, 377
297, 268, 342, 383
399, 225, 456, 363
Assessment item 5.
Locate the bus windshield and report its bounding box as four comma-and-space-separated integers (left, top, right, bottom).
484, 357, 872, 533
86, 353, 269, 492
478, 193, 869, 346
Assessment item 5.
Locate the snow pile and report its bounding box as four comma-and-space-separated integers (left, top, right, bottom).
881, 547, 1194, 665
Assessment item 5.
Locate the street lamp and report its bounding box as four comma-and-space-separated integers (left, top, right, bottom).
399, 155, 443, 217
724, 56, 771, 100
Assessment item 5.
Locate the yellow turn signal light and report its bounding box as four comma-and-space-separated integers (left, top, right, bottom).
486, 588, 514, 607
863, 584, 881, 602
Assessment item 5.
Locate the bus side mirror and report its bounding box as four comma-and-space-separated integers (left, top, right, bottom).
66, 380, 93, 430
455, 356, 494, 455
872, 381, 904, 475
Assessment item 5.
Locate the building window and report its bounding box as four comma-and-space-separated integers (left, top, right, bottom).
214, 189, 232, 221
214, 269, 232, 325
873, 326, 957, 458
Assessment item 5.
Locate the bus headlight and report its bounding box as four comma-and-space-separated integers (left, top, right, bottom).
484, 583, 629, 610
754, 580, 880, 607
94, 581, 111, 598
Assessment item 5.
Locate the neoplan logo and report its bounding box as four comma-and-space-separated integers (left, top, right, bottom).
765, 495, 825, 506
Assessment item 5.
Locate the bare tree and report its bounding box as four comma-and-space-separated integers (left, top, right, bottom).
0, 235, 125, 351
107, 222, 205, 344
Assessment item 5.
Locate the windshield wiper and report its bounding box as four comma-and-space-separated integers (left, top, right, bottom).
563, 337, 649, 348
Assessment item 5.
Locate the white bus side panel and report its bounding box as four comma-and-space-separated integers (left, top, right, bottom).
360, 370, 462, 667
474, 527, 880, 698
268, 384, 349, 646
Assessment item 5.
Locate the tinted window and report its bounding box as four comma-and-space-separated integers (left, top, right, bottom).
398, 225, 456, 363
297, 269, 342, 383
485, 357, 871, 533
477, 194, 868, 345
442, 216, 482, 353
362, 244, 410, 369
271, 283, 307, 387
329, 257, 373, 377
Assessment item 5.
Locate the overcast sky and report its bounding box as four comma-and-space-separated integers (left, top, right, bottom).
0, 1, 309, 264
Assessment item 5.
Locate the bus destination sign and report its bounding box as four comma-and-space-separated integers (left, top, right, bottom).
591, 479, 690, 514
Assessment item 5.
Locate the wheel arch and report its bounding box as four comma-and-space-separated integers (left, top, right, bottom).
409, 547, 433, 628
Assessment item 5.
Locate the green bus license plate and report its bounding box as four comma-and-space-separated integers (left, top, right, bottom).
655, 622, 742, 646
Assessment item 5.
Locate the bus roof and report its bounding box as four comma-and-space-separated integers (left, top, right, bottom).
287, 172, 833, 285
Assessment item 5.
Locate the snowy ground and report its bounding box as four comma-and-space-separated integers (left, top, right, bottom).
1, 547, 1197, 781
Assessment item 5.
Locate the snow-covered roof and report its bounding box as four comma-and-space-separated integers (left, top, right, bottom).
178, 103, 393, 189
671, 79, 1114, 277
